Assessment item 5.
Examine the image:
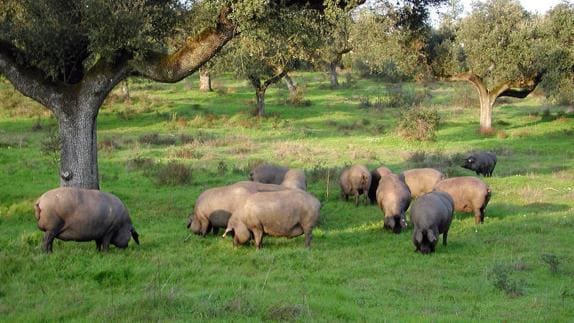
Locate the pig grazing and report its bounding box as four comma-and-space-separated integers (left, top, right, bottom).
34, 187, 139, 253
434, 176, 491, 224
281, 169, 307, 191
340, 165, 372, 206
368, 166, 393, 204
223, 190, 320, 249
376, 174, 411, 233
461, 152, 497, 177
410, 191, 454, 254
399, 168, 444, 198
249, 164, 289, 184
187, 181, 286, 236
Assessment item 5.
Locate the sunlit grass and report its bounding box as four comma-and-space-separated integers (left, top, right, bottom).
0, 72, 573, 320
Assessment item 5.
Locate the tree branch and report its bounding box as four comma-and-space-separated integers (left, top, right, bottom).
0, 41, 64, 112
263, 68, 288, 89
130, 6, 236, 83
498, 73, 543, 99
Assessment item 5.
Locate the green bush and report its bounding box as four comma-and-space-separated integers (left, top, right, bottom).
396, 107, 440, 141
154, 161, 192, 186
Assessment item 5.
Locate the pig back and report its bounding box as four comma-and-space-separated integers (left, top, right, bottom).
434, 177, 488, 212
240, 190, 320, 236
37, 188, 129, 241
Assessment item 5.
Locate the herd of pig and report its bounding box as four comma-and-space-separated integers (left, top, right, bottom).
33, 151, 497, 255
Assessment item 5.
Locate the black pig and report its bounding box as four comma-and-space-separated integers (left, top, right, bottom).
410, 191, 454, 254
462, 152, 497, 177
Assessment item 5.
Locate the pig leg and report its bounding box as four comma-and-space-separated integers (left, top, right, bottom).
96, 239, 102, 251
479, 205, 486, 223
473, 209, 482, 224
42, 230, 58, 253
354, 192, 359, 207
303, 228, 313, 248
252, 229, 264, 250
443, 231, 448, 246
212, 227, 220, 235
100, 234, 113, 252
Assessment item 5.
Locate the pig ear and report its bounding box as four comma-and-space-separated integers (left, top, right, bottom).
427, 230, 437, 243
415, 230, 423, 244
131, 228, 140, 245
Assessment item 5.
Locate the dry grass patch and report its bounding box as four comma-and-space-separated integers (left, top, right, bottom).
518, 185, 545, 204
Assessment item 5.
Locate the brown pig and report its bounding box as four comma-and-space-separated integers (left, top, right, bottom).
399, 168, 445, 198
376, 173, 411, 233
34, 187, 139, 253
223, 189, 320, 249
187, 181, 286, 236
340, 165, 372, 206
433, 176, 491, 224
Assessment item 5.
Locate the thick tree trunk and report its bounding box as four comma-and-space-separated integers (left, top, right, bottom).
255, 89, 266, 117
328, 62, 339, 87
478, 93, 494, 132
57, 101, 100, 189
199, 68, 212, 92
283, 73, 297, 95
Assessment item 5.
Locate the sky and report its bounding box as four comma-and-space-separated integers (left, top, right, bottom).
460, 0, 569, 14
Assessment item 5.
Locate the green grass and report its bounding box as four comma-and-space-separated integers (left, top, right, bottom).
1, 72, 573, 321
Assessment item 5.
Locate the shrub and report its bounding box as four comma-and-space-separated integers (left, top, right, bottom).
541, 253, 561, 274
126, 156, 155, 171
396, 107, 440, 141
405, 150, 466, 177
217, 161, 228, 176
154, 161, 192, 186
138, 133, 177, 146
286, 86, 311, 106
487, 263, 525, 297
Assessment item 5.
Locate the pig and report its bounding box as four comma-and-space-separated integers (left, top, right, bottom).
410, 191, 454, 254
433, 176, 491, 224
368, 166, 393, 204
376, 173, 411, 233
340, 165, 372, 206
249, 164, 289, 184
34, 187, 139, 253
461, 152, 497, 177
223, 189, 321, 249
187, 181, 286, 236
398, 168, 445, 198
281, 169, 307, 191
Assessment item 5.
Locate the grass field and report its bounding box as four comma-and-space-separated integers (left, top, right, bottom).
1, 72, 573, 321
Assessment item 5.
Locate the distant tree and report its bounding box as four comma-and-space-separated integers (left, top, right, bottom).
349, 0, 445, 81
199, 67, 213, 92
218, 6, 323, 116
0, 0, 338, 189
431, 0, 543, 132
317, 1, 354, 87
539, 2, 574, 105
